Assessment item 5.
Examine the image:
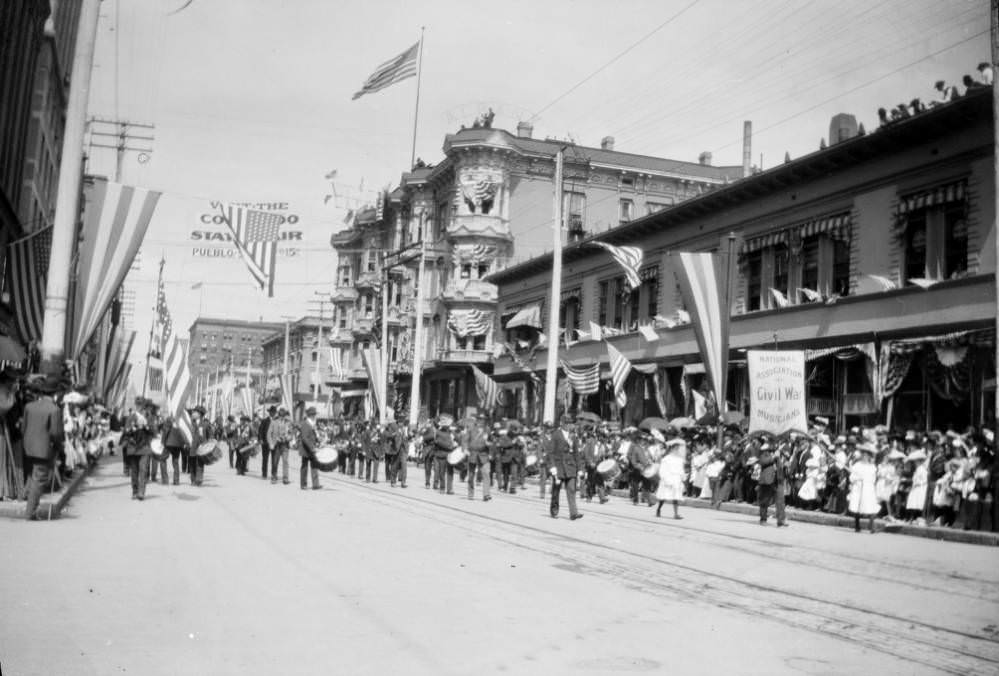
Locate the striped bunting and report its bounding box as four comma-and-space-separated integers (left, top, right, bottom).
673, 252, 732, 413
8, 225, 52, 343
352, 42, 419, 100
471, 366, 499, 411
447, 309, 492, 337
218, 205, 281, 296
605, 342, 632, 408
164, 330, 194, 445
559, 360, 600, 395
592, 241, 643, 290
897, 179, 966, 215
72, 180, 161, 358
329, 347, 345, 380
361, 345, 384, 416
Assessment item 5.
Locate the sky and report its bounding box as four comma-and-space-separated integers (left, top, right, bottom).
81, 0, 991, 383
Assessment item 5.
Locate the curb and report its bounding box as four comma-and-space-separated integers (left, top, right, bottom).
523, 477, 999, 547
0, 456, 97, 521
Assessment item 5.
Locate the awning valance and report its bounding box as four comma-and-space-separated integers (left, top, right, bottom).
897, 179, 966, 215
560, 287, 581, 303
505, 304, 542, 329
742, 212, 852, 254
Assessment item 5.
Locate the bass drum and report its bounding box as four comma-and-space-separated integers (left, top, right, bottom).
597, 458, 622, 482
641, 463, 660, 479
150, 438, 167, 460
447, 446, 467, 466
314, 446, 339, 472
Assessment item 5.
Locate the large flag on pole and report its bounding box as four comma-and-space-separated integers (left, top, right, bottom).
361, 345, 384, 415
559, 360, 600, 395
218, 205, 281, 296
73, 180, 161, 358
8, 225, 52, 343
672, 251, 735, 412
471, 365, 500, 411
160, 282, 194, 444
591, 242, 643, 291
352, 42, 419, 100
605, 342, 632, 408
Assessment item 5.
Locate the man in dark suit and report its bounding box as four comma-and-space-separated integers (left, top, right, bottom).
21, 378, 64, 520
187, 406, 207, 486
548, 415, 583, 520
298, 406, 322, 490
122, 400, 156, 500
258, 405, 275, 480
162, 413, 189, 485
465, 418, 491, 501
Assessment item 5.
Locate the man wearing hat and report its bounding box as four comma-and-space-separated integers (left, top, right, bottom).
122, 401, 157, 500
548, 415, 582, 520
21, 377, 64, 520
258, 405, 276, 480
465, 418, 491, 501
297, 406, 322, 490
161, 413, 189, 485
187, 406, 207, 486
432, 417, 456, 495
267, 408, 292, 485
756, 441, 787, 527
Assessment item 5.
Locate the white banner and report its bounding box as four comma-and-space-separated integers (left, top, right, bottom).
747, 350, 807, 435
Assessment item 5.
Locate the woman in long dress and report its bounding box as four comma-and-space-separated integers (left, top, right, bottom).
904, 449, 929, 522
848, 444, 879, 533
655, 439, 687, 519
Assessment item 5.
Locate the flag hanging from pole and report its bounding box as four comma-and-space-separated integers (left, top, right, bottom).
352, 42, 419, 100
672, 251, 734, 413
591, 241, 643, 290
72, 180, 161, 358
8, 225, 52, 343
218, 205, 281, 296
605, 342, 632, 408
471, 365, 499, 411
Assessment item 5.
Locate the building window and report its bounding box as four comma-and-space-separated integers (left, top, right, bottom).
311, 351, 318, 363
897, 181, 968, 283
904, 211, 928, 282
477, 262, 490, 279
460, 264, 472, 280
943, 204, 967, 279
619, 199, 633, 225
563, 191, 586, 229
832, 238, 850, 296
337, 263, 351, 286
559, 289, 582, 336
597, 280, 609, 326
801, 236, 820, 295
612, 277, 625, 329
363, 294, 374, 318
745, 251, 762, 312
773, 243, 790, 300
644, 267, 659, 320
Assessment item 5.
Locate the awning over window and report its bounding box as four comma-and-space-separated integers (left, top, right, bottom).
742, 212, 852, 254
560, 287, 581, 303
897, 179, 966, 215
505, 304, 542, 329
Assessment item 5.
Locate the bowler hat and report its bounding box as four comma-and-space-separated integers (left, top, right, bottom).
305, 406, 317, 416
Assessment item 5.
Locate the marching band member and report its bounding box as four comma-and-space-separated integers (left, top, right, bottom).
548, 414, 582, 520
122, 400, 156, 501
186, 406, 207, 486
433, 418, 456, 495
267, 408, 292, 485
466, 418, 492, 501
297, 406, 322, 490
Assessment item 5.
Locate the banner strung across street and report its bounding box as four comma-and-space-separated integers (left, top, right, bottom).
747, 350, 807, 435
191, 200, 303, 258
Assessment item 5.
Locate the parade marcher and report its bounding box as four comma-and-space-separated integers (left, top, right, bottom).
497, 428, 517, 494
466, 418, 491, 501
258, 405, 275, 480
849, 443, 879, 533
421, 423, 436, 489
537, 423, 553, 500
234, 415, 253, 476
383, 422, 402, 487
626, 428, 654, 506
187, 406, 207, 486
223, 415, 238, 468
161, 414, 188, 485
297, 406, 322, 490
147, 404, 168, 485
122, 400, 156, 501
21, 377, 64, 520
432, 418, 456, 495
581, 427, 603, 503
655, 438, 686, 519
267, 408, 292, 485
548, 415, 582, 520
756, 441, 787, 527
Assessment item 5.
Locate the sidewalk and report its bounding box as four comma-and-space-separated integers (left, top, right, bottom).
0, 455, 98, 521
522, 476, 999, 547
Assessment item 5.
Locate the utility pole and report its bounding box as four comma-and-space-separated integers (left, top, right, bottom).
308, 294, 327, 407
408, 213, 428, 426
992, 0, 998, 430
380, 255, 390, 423
543, 149, 565, 425
39, 0, 101, 374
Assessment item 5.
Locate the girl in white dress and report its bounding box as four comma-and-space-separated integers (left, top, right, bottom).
848, 444, 879, 533
655, 439, 687, 519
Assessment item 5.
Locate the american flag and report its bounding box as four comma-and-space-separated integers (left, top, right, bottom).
329, 347, 345, 380
156, 281, 194, 444
471, 365, 499, 412
352, 42, 419, 100
606, 341, 632, 408
219, 206, 281, 296
8, 225, 53, 343
148, 277, 172, 392
559, 360, 600, 395
592, 241, 643, 291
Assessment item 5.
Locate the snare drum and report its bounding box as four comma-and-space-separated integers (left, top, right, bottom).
641, 463, 660, 480
238, 441, 260, 457
150, 438, 167, 460
314, 446, 339, 472
447, 446, 467, 466
524, 453, 538, 468
196, 441, 223, 465
597, 458, 622, 482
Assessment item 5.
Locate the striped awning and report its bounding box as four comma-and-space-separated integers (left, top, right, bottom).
560, 287, 581, 302
897, 179, 966, 215
742, 212, 852, 254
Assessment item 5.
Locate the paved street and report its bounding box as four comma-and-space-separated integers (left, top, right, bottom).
2, 455, 998, 676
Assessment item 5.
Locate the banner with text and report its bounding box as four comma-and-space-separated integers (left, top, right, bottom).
191, 200, 303, 258
747, 350, 807, 435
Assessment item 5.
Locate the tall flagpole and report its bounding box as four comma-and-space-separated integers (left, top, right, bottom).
409, 27, 426, 170
408, 212, 428, 425
140, 257, 165, 397
543, 149, 565, 425
380, 259, 390, 423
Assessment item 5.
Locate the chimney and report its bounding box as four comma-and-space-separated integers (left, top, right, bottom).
698, 151, 712, 166
600, 136, 615, 151
516, 121, 533, 139
742, 121, 752, 178
828, 113, 858, 145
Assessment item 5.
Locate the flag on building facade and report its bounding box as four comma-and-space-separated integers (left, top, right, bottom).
73, 180, 161, 358
559, 360, 600, 395
471, 365, 499, 411
8, 225, 52, 343
164, 328, 194, 445
352, 42, 419, 100
329, 347, 345, 380
591, 241, 643, 290
361, 345, 384, 416
672, 251, 734, 414
218, 205, 281, 296
605, 342, 632, 408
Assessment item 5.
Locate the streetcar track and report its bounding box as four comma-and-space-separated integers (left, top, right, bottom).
329, 474, 999, 676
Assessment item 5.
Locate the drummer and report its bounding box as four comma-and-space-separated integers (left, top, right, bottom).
626, 428, 655, 506
187, 405, 207, 486
234, 415, 254, 476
